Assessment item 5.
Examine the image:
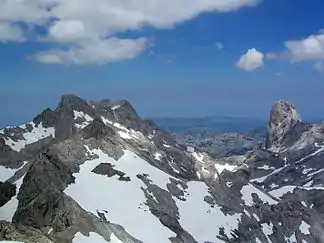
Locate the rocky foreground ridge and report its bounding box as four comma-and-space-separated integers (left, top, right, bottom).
1, 96, 324, 243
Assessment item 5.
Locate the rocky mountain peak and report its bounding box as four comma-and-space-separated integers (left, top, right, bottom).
56, 94, 95, 116
266, 100, 301, 151
33, 108, 57, 128
3, 95, 324, 243
81, 117, 115, 139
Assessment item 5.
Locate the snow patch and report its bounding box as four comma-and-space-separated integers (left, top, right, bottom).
110, 233, 124, 243
177, 181, 241, 242
73, 232, 107, 243
74, 111, 93, 129
261, 222, 273, 241
48, 227, 54, 235
2, 122, 55, 152
215, 163, 236, 174
193, 152, 204, 164
117, 131, 133, 139
286, 233, 297, 242
269, 183, 277, 189
201, 167, 210, 174
65, 148, 176, 243
296, 142, 324, 164
100, 117, 129, 132
0, 161, 27, 182
300, 221, 310, 235
252, 166, 286, 183
258, 165, 275, 170
0, 241, 24, 243
154, 152, 163, 161
241, 183, 278, 206
269, 186, 295, 198
253, 213, 260, 221
226, 182, 233, 188
111, 105, 121, 110
308, 168, 324, 177
304, 180, 313, 187
302, 167, 314, 174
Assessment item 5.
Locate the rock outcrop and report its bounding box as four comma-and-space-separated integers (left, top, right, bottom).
266, 100, 301, 152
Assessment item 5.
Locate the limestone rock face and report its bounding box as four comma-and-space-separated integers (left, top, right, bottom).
266, 100, 301, 152
0, 135, 5, 150
4, 95, 324, 243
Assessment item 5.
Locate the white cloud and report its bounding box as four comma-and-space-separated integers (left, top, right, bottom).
314, 61, 324, 73
33, 37, 148, 65
0, 22, 25, 43
216, 41, 224, 50
236, 48, 264, 71
268, 31, 324, 63
0, 0, 261, 65
284, 32, 324, 62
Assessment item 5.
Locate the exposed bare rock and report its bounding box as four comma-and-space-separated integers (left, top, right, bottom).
0, 220, 53, 243
266, 100, 301, 152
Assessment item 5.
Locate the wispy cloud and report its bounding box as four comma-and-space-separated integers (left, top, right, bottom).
314, 61, 324, 73
0, 22, 25, 43
216, 41, 224, 50
157, 53, 177, 63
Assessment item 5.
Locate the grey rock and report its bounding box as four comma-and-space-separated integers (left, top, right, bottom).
13, 152, 80, 231
0, 220, 53, 243
172, 132, 261, 158
33, 108, 57, 128
81, 118, 115, 139
0, 135, 5, 149
0, 181, 16, 206
54, 110, 75, 140
92, 163, 130, 181
266, 100, 301, 152
56, 94, 95, 117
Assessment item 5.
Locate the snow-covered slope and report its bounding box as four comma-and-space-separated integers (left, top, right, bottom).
2, 96, 324, 243
0, 122, 55, 152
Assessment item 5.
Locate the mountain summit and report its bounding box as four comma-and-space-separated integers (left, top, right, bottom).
266, 100, 301, 152
1, 96, 324, 243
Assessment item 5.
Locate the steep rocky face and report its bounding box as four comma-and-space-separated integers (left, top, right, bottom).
33, 108, 57, 128
0, 181, 16, 207
3, 96, 324, 243
0, 135, 5, 150
266, 100, 302, 152
13, 152, 78, 230
81, 118, 115, 139
56, 95, 95, 117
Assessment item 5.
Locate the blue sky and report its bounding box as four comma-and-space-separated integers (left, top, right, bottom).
0, 0, 324, 126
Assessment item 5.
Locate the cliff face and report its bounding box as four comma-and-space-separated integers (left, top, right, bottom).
266, 100, 302, 152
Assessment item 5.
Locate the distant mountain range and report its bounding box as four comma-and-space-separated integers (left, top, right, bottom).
153, 116, 267, 135
153, 116, 323, 135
